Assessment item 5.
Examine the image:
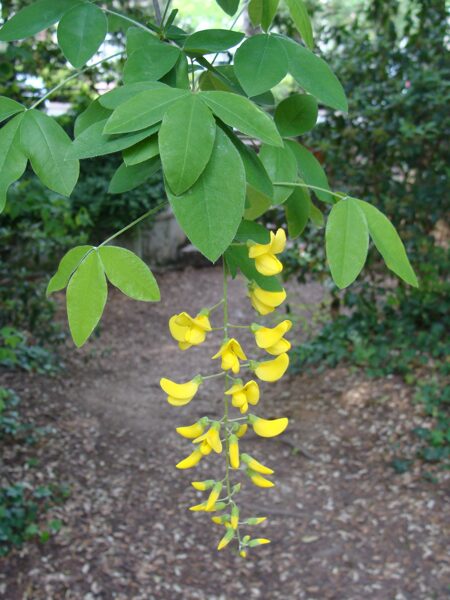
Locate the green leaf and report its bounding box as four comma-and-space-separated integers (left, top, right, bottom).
225, 246, 283, 291
57, 3, 107, 68
248, 0, 280, 31
280, 37, 348, 112
126, 27, 160, 54
235, 220, 270, 244
104, 88, 189, 135
215, 0, 240, 16
184, 29, 244, 54
0, 114, 27, 213
285, 0, 314, 49
234, 35, 288, 97
357, 200, 418, 287
123, 46, 181, 84
224, 129, 273, 219
0, 97, 25, 124
74, 100, 112, 137
310, 202, 324, 227
285, 140, 332, 204
66, 250, 107, 347
69, 120, 159, 159
0, 0, 81, 41
99, 82, 167, 110
285, 186, 311, 238
99, 247, 160, 301
326, 198, 369, 289
159, 94, 216, 195
259, 142, 297, 204
47, 245, 93, 295
200, 91, 282, 147
20, 109, 79, 197
274, 94, 318, 137
108, 158, 160, 194
160, 53, 190, 90
123, 135, 159, 166
167, 128, 245, 263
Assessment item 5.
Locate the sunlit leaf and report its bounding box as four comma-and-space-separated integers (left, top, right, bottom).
183, 29, 244, 54
285, 140, 332, 204
0, 114, 27, 213
285, 0, 314, 49
99, 246, 160, 301
57, 2, 107, 68
0, 97, 25, 124
47, 246, 93, 295
259, 142, 297, 204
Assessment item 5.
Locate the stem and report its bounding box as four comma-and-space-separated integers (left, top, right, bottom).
211, 2, 248, 66
29, 51, 125, 110
202, 372, 226, 381
208, 298, 225, 313
222, 261, 232, 502
103, 8, 156, 34
99, 201, 168, 248
152, 0, 162, 25
228, 324, 250, 330
273, 181, 345, 200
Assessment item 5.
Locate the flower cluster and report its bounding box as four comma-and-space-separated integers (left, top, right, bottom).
160, 228, 290, 557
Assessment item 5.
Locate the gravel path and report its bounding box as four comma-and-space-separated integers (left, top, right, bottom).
1, 267, 449, 599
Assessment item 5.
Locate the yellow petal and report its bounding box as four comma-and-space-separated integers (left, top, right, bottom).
205, 483, 222, 511
254, 353, 289, 382
160, 377, 200, 400
251, 416, 289, 438
167, 395, 194, 407
191, 480, 214, 491
169, 315, 188, 343
250, 294, 275, 316
254, 253, 283, 276
239, 402, 249, 414
254, 320, 292, 349
176, 449, 203, 469
270, 228, 286, 254
225, 383, 244, 396
189, 502, 207, 511
229, 435, 240, 469
176, 422, 205, 439
207, 427, 223, 454
174, 312, 197, 327
244, 381, 260, 405
221, 350, 240, 374
231, 391, 247, 408
252, 286, 286, 308
245, 455, 274, 475
265, 338, 291, 356
194, 314, 212, 331
248, 239, 272, 258
230, 339, 247, 360
199, 439, 213, 455
236, 424, 248, 438
217, 528, 234, 550
249, 471, 275, 488
185, 325, 207, 345
178, 341, 192, 351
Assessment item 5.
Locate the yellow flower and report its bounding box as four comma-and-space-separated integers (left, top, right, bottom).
212, 338, 247, 374
176, 448, 203, 469
249, 415, 288, 438
205, 482, 222, 511
229, 434, 240, 468
249, 285, 287, 316
249, 538, 271, 547
211, 514, 230, 525
169, 311, 212, 350
253, 320, 292, 355
241, 453, 274, 475
193, 422, 223, 454
191, 480, 215, 491
247, 469, 275, 488
176, 418, 207, 439
230, 505, 239, 529
246, 517, 267, 525
217, 527, 234, 551
190, 499, 226, 513
252, 353, 289, 382
236, 424, 248, 438
160, 376, 202, 406
248, 229, 286, 276
225, 380, 260, 413
240, 550, 248, 558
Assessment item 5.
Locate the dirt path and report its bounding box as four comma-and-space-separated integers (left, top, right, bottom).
1, 267, 449, 600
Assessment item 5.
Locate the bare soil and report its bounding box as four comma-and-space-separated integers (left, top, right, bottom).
1, 267, 449, 600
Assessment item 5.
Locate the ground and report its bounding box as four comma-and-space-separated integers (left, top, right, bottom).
1, 267, 449, 600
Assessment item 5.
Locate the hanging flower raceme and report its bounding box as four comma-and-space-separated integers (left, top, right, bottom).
248, 228, 287, 276
169, 311, 212, 350
161, 224, 293, 557
212, 338, 247, 374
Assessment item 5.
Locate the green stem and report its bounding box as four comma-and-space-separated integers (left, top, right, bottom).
103, 8, 156, 34
228, 324, 250, 330
202, 371, 226, 381
222, 261, 232, 503
29, 51, 125, 110
161, 0, 173, 25
211, 2, 248, 66
99, 201, 168, 248
273, 181, 345, 200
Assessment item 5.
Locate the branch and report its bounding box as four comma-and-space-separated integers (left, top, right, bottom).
153, 0, 162, 25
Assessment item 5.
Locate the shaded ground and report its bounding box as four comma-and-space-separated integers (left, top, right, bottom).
1, 267, 449, 599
